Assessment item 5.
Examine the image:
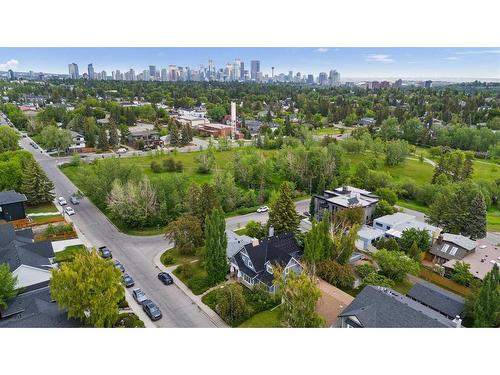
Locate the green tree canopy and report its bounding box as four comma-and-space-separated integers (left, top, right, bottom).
204, 208, 228, 285
268, 182, 300, 235
0, 263, 18, 310
0, 126, 20, 153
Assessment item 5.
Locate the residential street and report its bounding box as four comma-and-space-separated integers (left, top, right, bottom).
18, 135, 310, 327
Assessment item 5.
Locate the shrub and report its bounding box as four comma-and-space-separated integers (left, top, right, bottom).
317, 260, 355, 289
44, 223, 74, 236
114, 312, 145, 328
163, 157, 176, 172
175, 263, 194, 279
118, 298, 129, 309
375, 187, 398, 206
361, 273, 395, 289
175, 160, 184, 172
161, 252, 176, 266
356, 263, 376, 278
150, 160, 163, 173
246, 284, 277, 312
187, 275, 212, 295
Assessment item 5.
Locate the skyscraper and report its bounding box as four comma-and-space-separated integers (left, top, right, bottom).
101, 70, 107, 80
149, 65, 156, 80
329, 69, 340, 86
88, 63, 95, 80
240, 61, 245, 80
68, 63, 79, 79
250, 60, 260, 80
233, 59, 241, 81
161, 68, 168, 81
319, 72, 328, 85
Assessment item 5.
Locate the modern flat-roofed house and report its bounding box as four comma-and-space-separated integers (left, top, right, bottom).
174, 115, 208, 128
314, 186, 379, 224
230, 231, 303, 293
373, 212, 441, 243
0, 223, 55, 290
406, 280, 465, 320
127, 123, 161, 148
356, 225, 386, 251
429, 233, 476, 265
337, 285, 461, 328
442, 240, 500, 281
0, 190, 27, 222
198, 123, 233, 138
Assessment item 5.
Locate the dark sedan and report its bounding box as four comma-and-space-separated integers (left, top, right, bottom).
142, 299, 162, 321
98, 246, 112, 259
114, 260, 125, 273
158, 272, 173, 285
122, 274, 135, 288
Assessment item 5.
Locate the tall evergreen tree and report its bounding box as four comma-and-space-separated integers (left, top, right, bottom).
22, 159, 55, 205
204, 208, 228, 285
181, 125, 191, 146
108, 122, 119, 148
97, 126, 108, 150
474, 264, 499, 328
170, 123, 180, 146
408, 241, 421, 262
268, 182, 300, 235
464, 192, 487, 240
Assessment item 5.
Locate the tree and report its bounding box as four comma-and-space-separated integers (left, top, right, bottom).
180, 125, 191, 146
22, 158, 55, 205
473, 264, 499, 328
0, 264, 18, 310
375, 187, 398, 206
317, 260, 355, 289
0, 126, 20, 152
372, 249, 420, 282
204, 208, 228, 285
330, 224, 359, 265
465, 192, 487, 240
399, 228, 431, 254
97, 126, 109, 150
169, 123, 180, 146
333, 207, 364, 228
108, 121, 119, 148
451, 261, 474, 286
196, 145, 215, 173
164, 214, 203, 255
214, 283, 248, 326
273, 267, 324, 328
408, 241, 421, 262
385, 140, 409, 166
361, 272, 395, 289
39, 125, 73, 154
432, 150, 474, 183
268, 182, 300, 235
50, 250, 124, 327
374, 199, 396, 218
244, 220, 266, 239
304, 213, 331, 272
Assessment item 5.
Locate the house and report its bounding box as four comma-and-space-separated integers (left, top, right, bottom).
373, 212, 441, 243
406, 280, 465, 320
429, 233, 476, 265
245, 120, 262, 134
0, 190, 27, 222
198, 123, 233, 138
442, 240, 500, 281
174, 115, 208, 128
313, 186, 379, 224
127, 123, 161, 148
317, 279, 354, 327
0, 223, 55, 289
68, 131, 86, 152
230, 231, 303, 293
356, 225, 385, 251
357, 117, 376, 126
225, 230, 253, 259
0, 286, 82, 328
337, 285, 461, 328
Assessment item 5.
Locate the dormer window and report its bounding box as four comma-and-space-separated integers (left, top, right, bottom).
266, 262, 273, 274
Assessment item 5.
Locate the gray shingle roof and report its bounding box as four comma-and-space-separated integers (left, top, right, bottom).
0, 190, 27, 206
407, 280, 465, 319
339, 286, 456, 328
442, 233, 476, 251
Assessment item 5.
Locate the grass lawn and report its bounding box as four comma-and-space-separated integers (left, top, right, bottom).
30, 213, 63, 224
487, 209, 500, 232
26, 203, 59, 214
117, 223, 165, 236
396, 199, 430, 215
54, 244, 86, 263
310, 127, 342, 136
173, 261, 214, 295
233, 227, 248, 236
160, 247, 198, 266
392, 279, 414, 295
239, 308, 282, 328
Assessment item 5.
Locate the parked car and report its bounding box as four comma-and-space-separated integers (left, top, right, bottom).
257, 206, 269, 213
114, 260, 125, 272
132, 288, 148, 305
122, 274, 135, 288
116, 147, 127, 154
30, 142, 39, 149
98, 246, 112, 259
142, 299, 162, 321
57, 197, 67, 206
70, 196, 80, 205
303, 211, 311, 217
64, 206, 75, 216
158, 272, 173, 285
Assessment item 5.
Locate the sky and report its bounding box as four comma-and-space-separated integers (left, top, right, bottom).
0, 47, 499, 81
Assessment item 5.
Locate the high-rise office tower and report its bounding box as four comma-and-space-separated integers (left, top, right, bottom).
233, 59, 241, 81
208, 59, 215, 80
68, 63, 79, 79
161, 68, 167, 81
101, 70, 107, 80
88, 63, 95, 80
288, 71, 293, 81
319, 72, 328, 85
169, 65, 177, 81
250, 60, 260, 80
271, 67, 275, 79
307, 74, 314, 84
129, 68, 135, 81
149, 65, 156, 80
143, 70, 150, 81
329, 69, 340, 86
240, 61, 245, 80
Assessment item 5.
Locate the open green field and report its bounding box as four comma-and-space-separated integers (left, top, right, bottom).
239, 308, 282, 328
310, 127, 342, 136
26, 203, 59, 214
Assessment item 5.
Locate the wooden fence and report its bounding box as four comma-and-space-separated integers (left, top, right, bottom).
419, 267, 471, 297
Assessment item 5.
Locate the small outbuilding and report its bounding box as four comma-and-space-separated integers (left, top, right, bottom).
0, 190, 27, 222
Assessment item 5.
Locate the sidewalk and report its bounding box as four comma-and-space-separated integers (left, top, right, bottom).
153, 249, 228, 328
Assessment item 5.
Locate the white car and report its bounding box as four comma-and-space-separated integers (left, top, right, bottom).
257, 206, 269, 213
57, 197, 67, 206
116, 147, 127, 154
64, 206, 75, 216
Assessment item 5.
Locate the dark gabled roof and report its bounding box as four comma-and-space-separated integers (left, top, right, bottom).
0, 287, 83, 328
243, 233, 301, 273
0, 190, 27, 206
256, 270, 275, 286
233, 253, 257, 278
429, 241, 469, 261
407, 280, 465, 318
0, 224, 54, 271
338, 286, 456, 328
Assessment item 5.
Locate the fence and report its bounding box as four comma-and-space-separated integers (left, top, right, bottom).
419, 267, 471, 297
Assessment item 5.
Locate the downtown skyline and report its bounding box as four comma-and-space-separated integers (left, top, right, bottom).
0, 47, 499, 81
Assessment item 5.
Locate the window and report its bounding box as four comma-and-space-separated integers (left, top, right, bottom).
376, 222, 383, 228
242, 273, 253, 285
441, 244, 450, 253
266, 263, 273, 274
449, 247, 458, 256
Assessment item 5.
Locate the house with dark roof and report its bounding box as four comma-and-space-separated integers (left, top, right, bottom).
0, 190, 27, 222
337, 285, 462, 328
0, 286, 83, 328
406, 280, 465, 320
429, 233, 476, 265
314, 186, 379, 224
230, 231, 303, 293
0, 223, 55, 289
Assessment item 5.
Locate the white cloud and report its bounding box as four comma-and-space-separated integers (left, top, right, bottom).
316, 47, 329, 53
455, 50, 500, 55
0, 59, 19, 70
443, 56, 460, 60
365, 54, 394, 63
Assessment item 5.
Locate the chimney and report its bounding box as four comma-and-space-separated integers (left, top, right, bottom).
252, 238, 259, 247
452, 315, 462, 328
268, 225, 274, 238
342, 186, 348, 193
